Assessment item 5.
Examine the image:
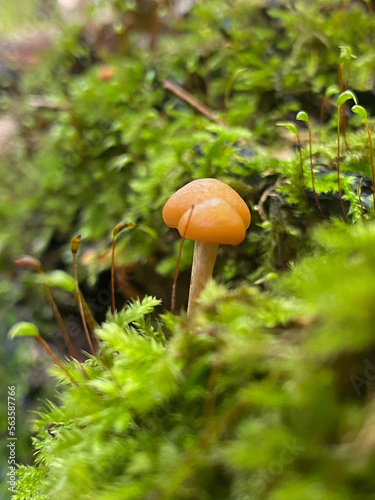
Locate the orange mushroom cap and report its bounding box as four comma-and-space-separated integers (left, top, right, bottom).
178, 198, 247, 244
163, 178, 251, 245
163, 179, 250, 227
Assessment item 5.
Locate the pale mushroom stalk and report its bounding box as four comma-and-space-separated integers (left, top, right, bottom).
188, 241, 219, 315
163, 179, 251, 318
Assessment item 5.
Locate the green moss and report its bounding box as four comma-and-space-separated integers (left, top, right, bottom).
11, 221, 375, 498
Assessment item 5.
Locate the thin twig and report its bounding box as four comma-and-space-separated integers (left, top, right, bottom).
163, 79, 223, 124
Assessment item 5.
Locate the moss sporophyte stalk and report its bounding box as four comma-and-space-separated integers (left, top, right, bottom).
8, 322, 77, 385
10, 221, 136, 382
296, 111, 324, 217
336, 90, 358, 218
14, 256, 79, 360
351, 104, 375, 212
111, 221, 136, 314
71, 235, 96, 356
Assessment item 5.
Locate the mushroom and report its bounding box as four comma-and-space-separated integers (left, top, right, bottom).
163, 178, 251, 315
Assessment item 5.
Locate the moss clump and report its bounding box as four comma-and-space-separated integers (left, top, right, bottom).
12, 221, 375, 499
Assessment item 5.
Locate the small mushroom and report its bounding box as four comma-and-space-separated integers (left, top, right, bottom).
163, 178, 251, 315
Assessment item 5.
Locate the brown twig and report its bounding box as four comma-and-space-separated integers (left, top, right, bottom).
163, 79, 223, 125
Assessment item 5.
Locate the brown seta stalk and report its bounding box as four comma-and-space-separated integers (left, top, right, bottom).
363, 120, 375, 212
306, 119, 324, 216
337, 106, 347, 218
171, 205, 195, 314
110, 221, 136, 314
14, 256, 79, 360
35, 334, 78, 385
71, 235, 96, 356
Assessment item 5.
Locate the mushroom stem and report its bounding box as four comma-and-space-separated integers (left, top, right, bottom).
187, 241, 219, 316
